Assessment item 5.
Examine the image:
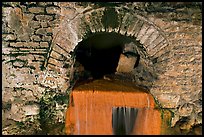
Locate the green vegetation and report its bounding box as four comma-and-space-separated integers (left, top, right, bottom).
39, 89, 68, 134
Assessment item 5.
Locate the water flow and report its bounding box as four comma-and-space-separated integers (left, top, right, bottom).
112, 107, 138, 135
75, 102, 80, 135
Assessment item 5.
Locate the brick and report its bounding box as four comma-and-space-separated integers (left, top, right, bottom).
48, 58, 63, 67
25, 42, 39, 48
10, 42, 24, 48
140, 25, 155, 45
28, 7, 44, 14
136, 23, 149, 41
10, 42, 40, 48
40, 42, 49, 48
47, 64, 61, 74
22, 13, 34, 21
42, 36, 52, 42
50, 50, 62, 60
2, 34, 16, 41
133, 20, 144, 37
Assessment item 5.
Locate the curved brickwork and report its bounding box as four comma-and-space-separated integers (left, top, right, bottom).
47, 6, 170, 92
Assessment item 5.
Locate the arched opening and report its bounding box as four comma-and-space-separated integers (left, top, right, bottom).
73, 32, 140, 80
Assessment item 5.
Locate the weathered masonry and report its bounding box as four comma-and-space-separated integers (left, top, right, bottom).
2, 2, 202, 135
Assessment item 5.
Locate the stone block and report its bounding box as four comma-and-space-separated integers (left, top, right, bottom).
28, 7, 44, 13
26, 42, 40, 48
156, 94, 180, 108
31, 35, 41, 41
22, 104, 40, 116
35, 15, 53, 21
47, 64, 61, 74
2, 34, 16, 41
22, 13, 34, 21
41, 22, 48, 28
48, 58, 63, 67
13, 61, 25, 67
46, 6, 61, 14
40, 42, 49, 48
52, 44, 70, 58
144, 30, 159, 46
50, 50, 62, 60
35, 28, 47, 35
10, 42, 39, 48
2, 48, 13, 54
37, 2, 53, 6
10, 103, 24, 121
178, 103, 194, 117
10, 42, 24, 48
48, 20, 60, 27
2, 41, 9, 48
116, 54, 137, 73
35, 28, 52, 35
28, 21, 41, 29
42, 35, 52, 41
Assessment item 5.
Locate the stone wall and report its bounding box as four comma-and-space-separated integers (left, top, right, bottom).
2, 2, 202, 135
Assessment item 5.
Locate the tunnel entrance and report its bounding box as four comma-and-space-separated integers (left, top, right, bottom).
74, 32, 138, 79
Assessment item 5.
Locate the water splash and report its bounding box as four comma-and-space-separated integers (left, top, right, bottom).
112, 107, 138, 135
74, 101, 80, 134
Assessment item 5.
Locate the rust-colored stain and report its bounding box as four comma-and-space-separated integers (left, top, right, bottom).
65, 79, 162, 135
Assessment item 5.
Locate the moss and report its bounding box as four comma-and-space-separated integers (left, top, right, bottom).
39, 89, 68, 134
53, 93, 68, 105
101, 7, 119, 30
2, 102, 12, 110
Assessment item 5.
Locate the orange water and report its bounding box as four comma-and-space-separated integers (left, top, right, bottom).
65, 79, 162, 135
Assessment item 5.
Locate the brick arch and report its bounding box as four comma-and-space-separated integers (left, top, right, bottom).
44, 7, 169, 77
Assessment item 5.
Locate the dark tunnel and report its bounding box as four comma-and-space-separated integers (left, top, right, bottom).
74, 32, 138, 79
